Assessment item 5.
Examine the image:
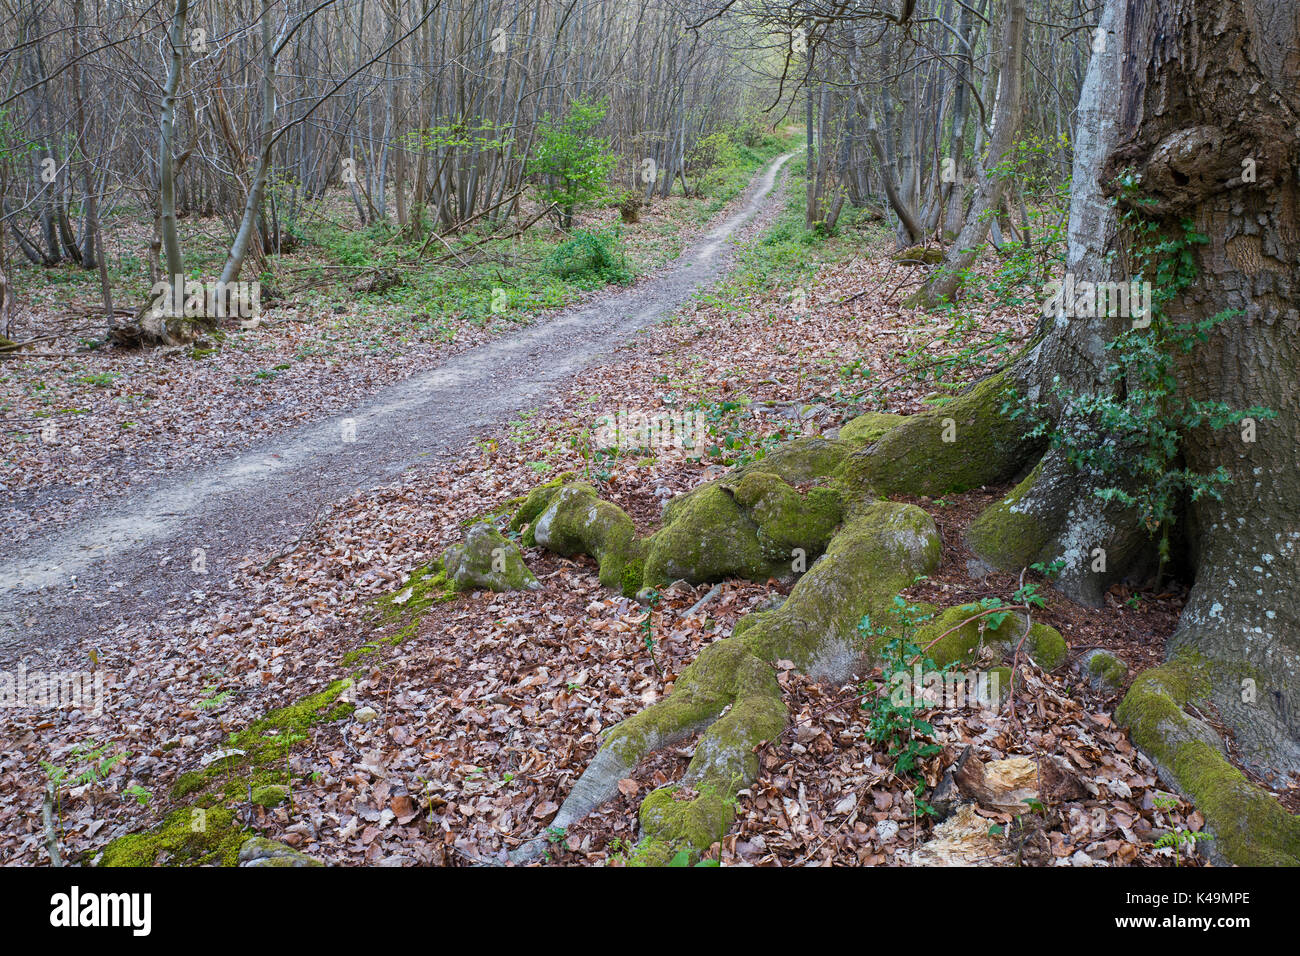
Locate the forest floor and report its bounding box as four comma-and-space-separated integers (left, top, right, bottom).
0, 151, 795, 664
2, 155, 1260, 867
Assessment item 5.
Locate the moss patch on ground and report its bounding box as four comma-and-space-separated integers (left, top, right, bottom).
98, 804, 249, 867
100, 676, 356, 866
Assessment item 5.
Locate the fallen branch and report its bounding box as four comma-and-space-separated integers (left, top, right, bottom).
42, 786, 63, 867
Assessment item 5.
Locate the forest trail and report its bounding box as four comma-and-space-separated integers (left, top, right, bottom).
0, 151, 797, 666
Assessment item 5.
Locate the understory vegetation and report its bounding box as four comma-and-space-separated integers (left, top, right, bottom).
4, 0, 1296, 880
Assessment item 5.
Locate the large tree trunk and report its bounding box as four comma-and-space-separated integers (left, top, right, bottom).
993, 0, 1300, 783
1107, 0, 1300, 783
907, 0, 1300, 861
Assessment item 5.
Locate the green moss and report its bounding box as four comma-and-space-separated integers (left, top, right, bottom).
237, 836, 323, 867
600, 639, 751, 765
618, 837, 678, 867
348, 562, 458, 662
99, 805, 247, 867
532, 482, 641, 589
643, 483, 772, 586
894, 244, 945, 264
106, 679, 356, 866
620, 556, 645, 598
169, 771, 208, 802
731, 471, 843, 563
635, 673, 782, 854
639, 786, 734, 856
510, 472, 576, 531
1086, 650, 1129, 689
664, 438, 855, 532
586, 498, 943, 856
250, 784, 290, 808
738, 501, 941, 674
965, 461, 1050, 569
836, 372, 1042, 499
912, 605, 998, 667
1169, 740, 1300, 865
459, 495, 526, 530
372, 562, 455, 624
443, 521, 539, 592
909, 604, 1066, 670
688, 684, 786, 787
839, 411, 906, 445
733, 436, 853, 485
232, 680, 354, 756
1025, 622, 1067, 669
1116, 654, 1300, 866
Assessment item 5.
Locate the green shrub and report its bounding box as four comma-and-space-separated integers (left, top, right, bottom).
527, 95, 618, 229
543, 228, 632, 286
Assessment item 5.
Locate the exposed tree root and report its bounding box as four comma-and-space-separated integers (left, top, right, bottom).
508, 430, 942, 861
501, 368, 1298, 863
965, 448, 1155, 607
1116, 653, 1300, 866
837, 371, 1044, 500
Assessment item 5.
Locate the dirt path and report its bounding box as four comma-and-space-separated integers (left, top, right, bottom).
0, 152, 796, 667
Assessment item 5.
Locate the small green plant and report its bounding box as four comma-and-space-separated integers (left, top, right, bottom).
122, 784, 152, 806
690, 398, 792, 467
197, 685, 232, 710
1030, 558, 1065, 579
668, 848, 720, 867
859, 596, 944, 815
1151, 794, 1213, 866
543, 228, 632, 286
40, 741, 130, 841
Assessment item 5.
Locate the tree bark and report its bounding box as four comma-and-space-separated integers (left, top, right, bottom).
964, 0, 1300, 782
158, 0, 188, 283
912, 0, 1026, 307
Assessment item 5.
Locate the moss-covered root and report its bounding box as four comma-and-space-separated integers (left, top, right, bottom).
518, 470, 848, 594
511, 501, 940, 863
629, 502, 941, 859
836, 371, 1043, 501
1116, 654, 1300, 866
965, 449, 1155, 607
508, 639, 752, 864
531, 482, 643, 594
638, 655, 787, 860
911, 604, 1067, 670
642, 472, 843, 587
737, 500, 943, 680
443, 521, 540, 592
510, 472, 576, 541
